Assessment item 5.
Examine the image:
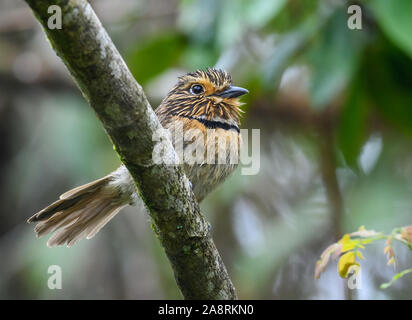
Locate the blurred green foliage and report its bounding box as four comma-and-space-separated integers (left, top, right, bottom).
128, 33, 186, 84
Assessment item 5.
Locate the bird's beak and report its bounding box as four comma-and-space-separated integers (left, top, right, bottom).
216, 86, 249, 98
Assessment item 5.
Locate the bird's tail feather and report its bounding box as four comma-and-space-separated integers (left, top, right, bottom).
27, 175, 127, 247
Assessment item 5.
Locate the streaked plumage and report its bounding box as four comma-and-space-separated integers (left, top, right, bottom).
28, 68, 248, 247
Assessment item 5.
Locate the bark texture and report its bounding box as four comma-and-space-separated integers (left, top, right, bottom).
25, 0, 236, 300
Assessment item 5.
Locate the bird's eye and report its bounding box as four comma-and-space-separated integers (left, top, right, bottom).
190, 84, 204, 95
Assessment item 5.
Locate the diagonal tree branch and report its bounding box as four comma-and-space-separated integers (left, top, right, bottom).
24, 0, 236, 300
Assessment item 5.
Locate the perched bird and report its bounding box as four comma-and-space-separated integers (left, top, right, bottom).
27, 68, 248, 247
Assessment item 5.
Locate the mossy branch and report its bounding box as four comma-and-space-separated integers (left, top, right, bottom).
24, 0, 236, 300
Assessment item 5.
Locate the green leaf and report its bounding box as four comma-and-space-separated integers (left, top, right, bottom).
262, 15, 321, 88
244, 0, 286, 29
370, 0, 412, 58
265, 0, 319, 33
308, 9, 365, 110
127, 33, 186, 84
215, 0, 287, 49
363, 41, 412, 136
337, 76, 368, 169
181, 45, 219, 70
380, 268, 412, 289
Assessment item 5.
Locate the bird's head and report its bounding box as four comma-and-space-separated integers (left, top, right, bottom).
159, 68, 248, 125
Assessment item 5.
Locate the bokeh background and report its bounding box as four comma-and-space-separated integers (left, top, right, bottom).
1, 0, 412, 299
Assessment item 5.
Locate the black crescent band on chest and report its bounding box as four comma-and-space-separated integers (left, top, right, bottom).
177, 114, 240, 133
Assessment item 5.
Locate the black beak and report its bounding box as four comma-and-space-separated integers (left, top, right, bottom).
217, 86, 249, 98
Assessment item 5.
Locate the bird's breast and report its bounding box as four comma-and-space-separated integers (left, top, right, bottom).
165, 116, 242, 201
